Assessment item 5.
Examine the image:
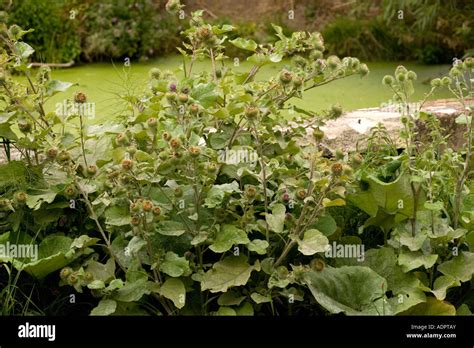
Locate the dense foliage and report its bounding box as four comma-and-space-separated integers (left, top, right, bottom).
2, 0, 472, 64
1, 0, 181, 63
0, 3, 473, 316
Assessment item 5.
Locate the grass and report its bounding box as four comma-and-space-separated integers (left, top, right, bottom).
39, 55, 453, 124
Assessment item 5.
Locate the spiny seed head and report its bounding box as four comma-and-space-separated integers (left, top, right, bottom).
327, 55, 340, 69
173, 151, 183, 158
293, 76, 304, 88
131, 215, 141, 226
292, 55, 307, 68
331, 163, 343, 176
87, 165, 97, 176
189, 146, 201, 157
84, 272, 94, 282
342, 165, 353, 176
465, 57, 474, 69
282, 192, 290, 201
18, 121, 31, 133
162, 131, 171, 141
450, 67, 461, 77
358, 63, 369, 77
46, 146, 58, 159
350, 153, 363, 166
153, 206, 161, 215
174, 187, 183, 197
431, 78, 442, 87
331, 104, 343, 118
149, 68, 162, 80
165, 0, 181, 14
170, 138, 181, 148
168, 83, 177, 92
142, 200, 153, 212
245, 186, 257, 198
382, 75, 394, 86
190, 104, 200, 115
121, 159, 133, 170
178, 93, 189, 103
130, 201, 141, 212
207, 163, 217, 173
441, 76, 452, 86
396, 72, 406, 82
14, 191, 27, 203
165, 92, 177, 102
147, 117, 158, 128
116, 132, 130, 145
310, 258, 325, 272
68, 273, 78, 284
74, 92, 87, 104
401, 115, 409, 124
407, 71, 417, 80
64, 185, 77, 197
279, 69, 293, 84
312, 128, 324, 141
245, 106, 260, 119
60, 267, 72, 279
159, 150, 170, 160
309, 50, 323, 60
58, 150, 71, 163
296, 189, 306, 200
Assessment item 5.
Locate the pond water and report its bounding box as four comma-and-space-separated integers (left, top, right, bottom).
39, 56, 452, 123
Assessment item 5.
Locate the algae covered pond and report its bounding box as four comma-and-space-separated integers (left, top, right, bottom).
40, 56, 452, 123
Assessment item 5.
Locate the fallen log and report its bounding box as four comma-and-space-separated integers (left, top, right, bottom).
30, 61, 75, 68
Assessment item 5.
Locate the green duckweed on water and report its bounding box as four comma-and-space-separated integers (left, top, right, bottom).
36, 56, 452, 124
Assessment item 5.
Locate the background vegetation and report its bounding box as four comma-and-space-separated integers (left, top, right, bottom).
1, 0, 472, 64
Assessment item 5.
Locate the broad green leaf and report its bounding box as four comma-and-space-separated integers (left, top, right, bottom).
201, 255, 259, 293
46, 80, 74, 96
90, 299, 117, 316
457, 304, 472, 315
210, 224, 250, 253
26, 191, 57, 210
323, 198, 345, 207
438, 252, 474, 282
214, 306, 236, 316
235, 302, 254, 316
303, 266, 391, 315
314, 214, 337, 236
398, 251, 438, 272
160, 251, 191, 277
204, 182, 240, 208
251, 292, 272, 304
297, 229, 329, 256
398, 297, 456, 316
156, 221, 186, 236
160, 278, 186, 309
105, 206, 131, 226
86, 258, 115, 283
431, 275, 460, 300
208, 132, 230, 150
113, 278, 159, 302
266, 204, 286, 233
217, 291, 246, 306
335, 247, 427, 313
87, 280, 106, 290
247, 239, 269, 255
191, 83, 219, 108
12, 235, 75, 279
229, 38, 257, 52
13, 41, 34, 58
